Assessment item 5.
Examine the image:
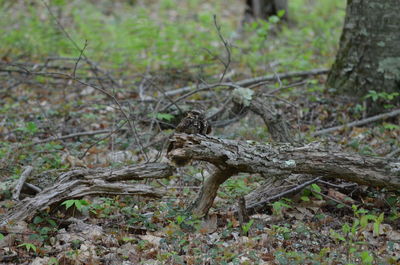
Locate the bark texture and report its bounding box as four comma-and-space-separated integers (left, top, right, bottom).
169, 133, 400, 215
186, 168, 238, 216
1, 163, 174, 225
327, 0, 400, 107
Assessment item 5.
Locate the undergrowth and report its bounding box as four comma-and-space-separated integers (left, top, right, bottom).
0, 0, 345, 73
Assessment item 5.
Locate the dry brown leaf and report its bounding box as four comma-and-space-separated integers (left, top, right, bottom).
327, 188, 355, 204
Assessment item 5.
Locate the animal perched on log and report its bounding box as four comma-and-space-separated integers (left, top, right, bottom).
175, 110, 211, 135
167, 110, 211, 166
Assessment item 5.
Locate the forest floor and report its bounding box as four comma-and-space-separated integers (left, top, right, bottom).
0, 0, 399, 264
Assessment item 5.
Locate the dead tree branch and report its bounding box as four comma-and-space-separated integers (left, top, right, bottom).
168, 134, 400, 216
1, 163, 174, 225
312, 108, 400, 136
165, 69, 329, 97
12, 166, 33, 201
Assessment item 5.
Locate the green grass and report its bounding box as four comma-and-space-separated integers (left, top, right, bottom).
0, 0, 345, 73
236, 0, 346, 72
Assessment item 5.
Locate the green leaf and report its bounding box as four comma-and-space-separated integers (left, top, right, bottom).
351, 219, 360, 235
61, 200, 76, 210
373, 213, 384, 236
360, 251, 373, 264
48, 257, 58, 265
277, 10, 286, 18
311, 184, 321, 193
269, 15, 280, 23
18, 243, 37, 253
383, 123, 400, 130
155, 113, 174, 121
300, 196, 310, 202
25, 122, 38, 133
242, 219, 254, 233
342, 223, 350, 234
176, 215, 185, 225
349, 247, 357, 254
122, 237, 135, 242
0, 233, 4, 240
33, 216, 43, 224
40, 227, 51, 235
47, 219, 57, 227
313, 193, 323, 200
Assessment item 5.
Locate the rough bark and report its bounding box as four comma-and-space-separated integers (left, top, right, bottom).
186, 168, 238, 216
169, 133, 400, 216
248, 96, 294, 143
1, 163, 174, 225
327, 0, 400, 110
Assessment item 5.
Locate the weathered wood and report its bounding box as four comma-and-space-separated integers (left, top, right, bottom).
169, 134, 400, 215
12, 166, 33, 201
1, 163, 174, 225
248, 96, 294, 143
186, 168, 238, 216
327, 0, 400, 112
245, 176, 320, 213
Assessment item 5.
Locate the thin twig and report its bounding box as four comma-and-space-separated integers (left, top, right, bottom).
79, 121, 127, 159
264, 80, 307, 95
164, 69, 329, 97
72, 40, 88, 79
312, 190, 353, 210
213, 15, 231, 82
317, 180, 358, 189
40, 1, 149, 160
246, 177, 321, 211
312, 108, 400, 136
33, 130, 113, 145
7, 66, 148, 159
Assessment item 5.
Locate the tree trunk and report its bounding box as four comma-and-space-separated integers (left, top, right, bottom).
245, 0, 288, 21
327, 0, 400, 111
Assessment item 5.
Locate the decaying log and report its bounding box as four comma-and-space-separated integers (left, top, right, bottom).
1, 163, 174, 225
168, 133, 400, 216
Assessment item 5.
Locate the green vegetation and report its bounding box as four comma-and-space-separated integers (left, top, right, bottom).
0, 0, 345, 73
1, 1, 399, 264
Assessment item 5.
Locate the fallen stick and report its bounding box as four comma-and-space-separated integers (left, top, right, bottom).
165, 69, 329, 97
33, 129, 112, 144
245, 177, 321, 212
312, 108, 400, 136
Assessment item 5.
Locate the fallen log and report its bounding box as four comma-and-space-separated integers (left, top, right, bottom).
167, 133, 400, 216
1, 163, 174, 225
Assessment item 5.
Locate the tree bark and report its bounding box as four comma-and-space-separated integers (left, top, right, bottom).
245, 0, 288, 21
327, 0, 400, 111
186, 168, 238, 216
1, 163, 174, 225
169, 133, 400, 216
